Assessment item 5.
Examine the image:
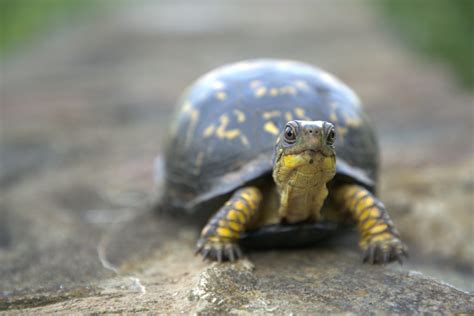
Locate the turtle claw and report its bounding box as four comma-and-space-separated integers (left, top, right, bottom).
195, 238, 243, 262
362, 237, 408, 265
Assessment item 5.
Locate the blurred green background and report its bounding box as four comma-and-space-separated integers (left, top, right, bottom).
1, 0, 473, 88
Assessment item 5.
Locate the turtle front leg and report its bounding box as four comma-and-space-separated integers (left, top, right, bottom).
332, 184, 408, 264
196, 186, 262, 262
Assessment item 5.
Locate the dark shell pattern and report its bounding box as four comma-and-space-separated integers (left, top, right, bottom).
163, 59, 379, 213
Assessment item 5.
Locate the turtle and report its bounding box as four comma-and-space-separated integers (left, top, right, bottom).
157, 59, 407, 264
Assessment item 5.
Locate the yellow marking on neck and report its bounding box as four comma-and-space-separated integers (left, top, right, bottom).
262, 111, 281, 119
233, 109, 246, 123
264, 121, 280, 135
269, 88, 279, 96
216, 91, 227, 101
184, 109, 199, 147
203, 124, 215, 138
282, 154, 307, 169
255, 87, 267, 98
285, 112, 293, 122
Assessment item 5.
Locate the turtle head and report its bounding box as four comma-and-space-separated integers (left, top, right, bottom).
272, 120, 337, 185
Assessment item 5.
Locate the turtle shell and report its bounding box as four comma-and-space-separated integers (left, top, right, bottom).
161, 59, 379, 222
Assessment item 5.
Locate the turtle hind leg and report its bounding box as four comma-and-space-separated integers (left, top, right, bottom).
196, 186, 262, 262
332, 184, 408, 264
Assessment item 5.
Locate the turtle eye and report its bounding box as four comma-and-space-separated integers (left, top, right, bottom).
284, 125, 297, 143
326, 128, 336, 145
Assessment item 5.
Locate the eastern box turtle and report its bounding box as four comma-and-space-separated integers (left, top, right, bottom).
156, 59, 407, 264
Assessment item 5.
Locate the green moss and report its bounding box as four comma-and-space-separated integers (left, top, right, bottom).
0, 0, 99, 56
374, 0, 474, 89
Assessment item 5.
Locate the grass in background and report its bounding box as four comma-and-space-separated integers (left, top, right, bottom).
0, 0, 99, 57
375, 0, 474, 89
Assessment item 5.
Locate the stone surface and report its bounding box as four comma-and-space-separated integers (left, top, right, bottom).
1, 0, 473, 314
3, 236, 473, 314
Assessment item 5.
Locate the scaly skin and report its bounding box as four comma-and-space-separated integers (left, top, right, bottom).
196, 187, 262, 262
332, 184, 408, 264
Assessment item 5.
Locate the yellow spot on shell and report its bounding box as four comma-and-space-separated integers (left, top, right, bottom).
285, 112, 293, 122
240, 135, 250, 147
255, 87, 267, 98
330, 112, 338, 122
203, 124, 215, 138
263, 111, 281, 120
269, 88, 279, 96
233, 109, 246, 123
337, 126, 348, 143
280, 86, 297, 95
263, 121, 280, 135
294, 80, 310, 90
216, 114, 241, 140
250, 80, 262, 88
343, 112, 362, 128
184, 109, 199, 147
216, 91, 227, 101
294, 107, 310, 120
221, 129, 240, 139
195, 151, 205, 170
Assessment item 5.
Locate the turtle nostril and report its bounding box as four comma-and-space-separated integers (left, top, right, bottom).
309, 130, 313, 133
